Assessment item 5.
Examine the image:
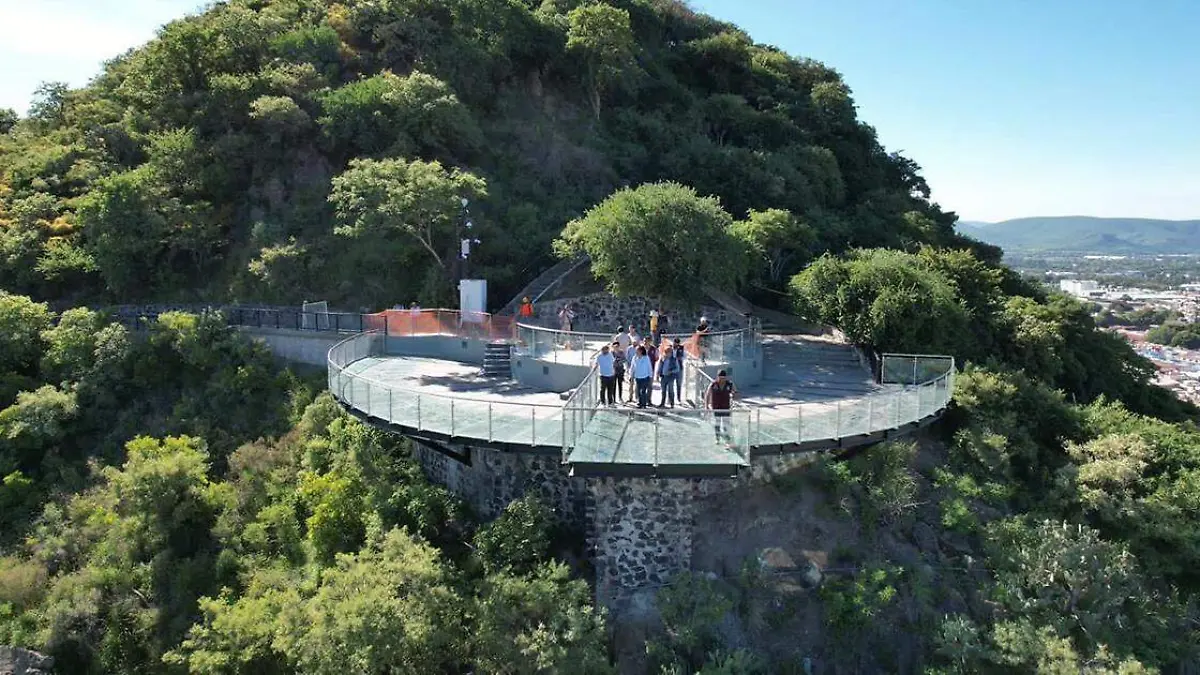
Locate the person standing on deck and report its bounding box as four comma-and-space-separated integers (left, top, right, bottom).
643, 336, 658, 374
649, 309, 659, 344
673, 340, 685, 401
624, 340, 639, 403
656, 345, 681, 408
614, 325, 634, 352
656, 311, 670, 344
632, 345, 654, 409
611, 340, 626, 402
694, 316, 711, 364
705, 369, 738, 446
596, 345, 616, 406
519, 297, 534, 318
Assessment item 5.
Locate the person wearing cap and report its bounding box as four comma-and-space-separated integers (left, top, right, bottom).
705, 369, 738, 446
649, 309, 659, 343
519, 296, 534, 318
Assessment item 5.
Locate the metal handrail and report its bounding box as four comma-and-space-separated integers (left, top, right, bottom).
327, 331, 564, 409
326, 328, 957, 459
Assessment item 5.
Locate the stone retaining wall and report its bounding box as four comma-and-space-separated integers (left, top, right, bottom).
533, 293, 747, 333
409, 436, 836, 609
411, 442, 586, 526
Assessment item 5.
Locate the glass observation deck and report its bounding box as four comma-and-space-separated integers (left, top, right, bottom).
323, 310, 955, 477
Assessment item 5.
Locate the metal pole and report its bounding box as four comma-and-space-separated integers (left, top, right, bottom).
450, 399, 455, 435
488, 403, 494, 442
417, 396, 422, 430
797, 404, 802, 444
912, 359, 918, 385
654, 412, 659, 467
867, 396, 873, 434
384, 313, 389, 353
389, 388, 393, 422
531, 407, 536, 446
366, 382, 371, 417
836, 400, 842, 437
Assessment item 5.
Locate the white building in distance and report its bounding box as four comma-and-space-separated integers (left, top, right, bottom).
1060, 279, 1102, 298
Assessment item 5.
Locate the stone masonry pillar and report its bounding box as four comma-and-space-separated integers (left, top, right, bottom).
587, 477, 695, 607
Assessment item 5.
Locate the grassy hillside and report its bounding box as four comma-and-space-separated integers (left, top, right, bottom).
0, 0, 966, 311
960, 216, 1200, 253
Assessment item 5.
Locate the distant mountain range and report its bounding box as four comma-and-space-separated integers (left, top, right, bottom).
957, 217, 1200, 254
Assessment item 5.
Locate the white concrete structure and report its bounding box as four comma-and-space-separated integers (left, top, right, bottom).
1060, 279, 1101, 297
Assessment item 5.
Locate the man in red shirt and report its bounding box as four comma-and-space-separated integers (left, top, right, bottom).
705, 369, 738, 446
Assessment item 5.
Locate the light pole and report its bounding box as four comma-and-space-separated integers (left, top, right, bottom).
458, 197, 480, 281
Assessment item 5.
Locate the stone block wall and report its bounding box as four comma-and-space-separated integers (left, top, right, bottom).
534, 293, 748, 333
410, 437, 838, 609
586, 477, 697, 606
411, 442, 586, 526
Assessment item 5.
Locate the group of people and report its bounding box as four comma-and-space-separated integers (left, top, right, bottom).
593, 321, 738, 446
595, 328, 686, 409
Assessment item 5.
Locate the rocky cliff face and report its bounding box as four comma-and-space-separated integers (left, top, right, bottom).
0, 646, 54, 675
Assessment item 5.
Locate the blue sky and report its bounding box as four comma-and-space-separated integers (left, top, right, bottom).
0, 0, 1196, 221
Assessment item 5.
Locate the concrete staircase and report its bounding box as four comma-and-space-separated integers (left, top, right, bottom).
482, 343, 513, 377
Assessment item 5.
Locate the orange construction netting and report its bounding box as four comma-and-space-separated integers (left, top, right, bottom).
363, 309, 517, 342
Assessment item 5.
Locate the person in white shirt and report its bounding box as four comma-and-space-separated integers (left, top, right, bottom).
614, 325, 633, 352
595, 345, 616, 406
631, 345, 654, 408
624, 341, 639, 403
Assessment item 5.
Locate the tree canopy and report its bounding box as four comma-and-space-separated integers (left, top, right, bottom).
555, 181, 748, 300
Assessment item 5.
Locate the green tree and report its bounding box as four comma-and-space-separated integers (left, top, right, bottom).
0, 292, 51, 375
554, 182, 748, 300
330, 157, 487, 296
730, 208, 817, 285
279, 529, 464, 675
472, 494, 552, 574
789, 248, 969, 353
566, 3, 637, 119
0, 108, 17, 134
0, 385, 78, 476
318, 70, 481, 158
472, 563, 612, 674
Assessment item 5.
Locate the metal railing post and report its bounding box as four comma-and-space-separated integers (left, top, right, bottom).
388, 388, 393, 422
450, 399, 455, 435
366, 381, 371, 416
417, 396, 422, 430
488, 403, 494, 442
912, 358, 918, 385
796, 404, 802, 444
836, 400, 842, 437
531, 407, 536, 446
654, 412, 659, 467
867, 396, 874, 434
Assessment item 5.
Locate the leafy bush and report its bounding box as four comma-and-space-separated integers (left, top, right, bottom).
472, 494, 552, 575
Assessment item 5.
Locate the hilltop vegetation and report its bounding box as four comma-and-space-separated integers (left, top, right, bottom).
1, 0, 1199, 673
0, 0, 962, 309
959, 216, 1200, 254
